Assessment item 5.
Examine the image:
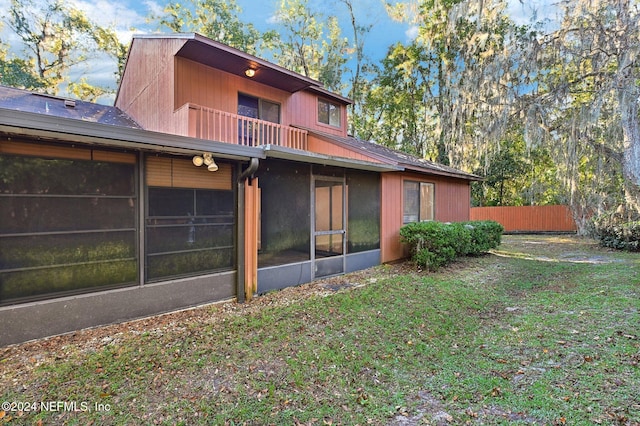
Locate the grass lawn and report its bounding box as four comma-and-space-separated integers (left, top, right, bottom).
1, 235, 639, 425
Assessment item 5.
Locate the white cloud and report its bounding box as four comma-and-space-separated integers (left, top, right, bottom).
405, 25, 419, 41
69, 0, 160, 44
144, 0, 165, 18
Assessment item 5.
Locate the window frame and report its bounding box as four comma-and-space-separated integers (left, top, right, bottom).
403, 180, 435, 224
238, 93, 281, 124
317, 98, 341, 128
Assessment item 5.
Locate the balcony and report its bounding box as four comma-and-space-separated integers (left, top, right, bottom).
179, 103, 308, 150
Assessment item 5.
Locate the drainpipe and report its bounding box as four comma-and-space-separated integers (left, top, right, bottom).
236, 158, 260, 303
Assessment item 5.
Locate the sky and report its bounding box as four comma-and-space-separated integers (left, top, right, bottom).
0, 0, 556, 103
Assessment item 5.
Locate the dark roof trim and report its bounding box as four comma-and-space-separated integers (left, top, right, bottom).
301, 127, 482, 181
306, 85, 353, 105
0, 108, 264, 160
134, 33, 320, 94
262, 144, 402, 172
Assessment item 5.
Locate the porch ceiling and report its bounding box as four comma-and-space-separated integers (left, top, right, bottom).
176, 34, 320, 93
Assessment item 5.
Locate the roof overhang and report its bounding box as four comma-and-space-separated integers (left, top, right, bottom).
262, 144, 403, 172
170, 33, 321, 93
302, 127, 482, 181
0, 108, 264, 161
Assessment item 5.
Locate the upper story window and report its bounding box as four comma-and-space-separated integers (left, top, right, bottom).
318, 98, 341, 127
403, 181, 435, 223
238, 93, 280, 123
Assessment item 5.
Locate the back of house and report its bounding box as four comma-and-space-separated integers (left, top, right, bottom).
0, 33, 479, 345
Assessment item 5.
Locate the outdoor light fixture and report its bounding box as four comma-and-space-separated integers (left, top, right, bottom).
245, 68, 256, 77
192, 152, 218, 171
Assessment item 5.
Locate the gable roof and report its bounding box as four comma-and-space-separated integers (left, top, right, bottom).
301, 127, 481, 181
0, 85, 141, 128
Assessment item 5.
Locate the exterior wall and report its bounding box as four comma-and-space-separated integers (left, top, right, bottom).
289, 91, 348, 137
0, 272, 235, 346
174, 57, 293, 127
470, 205, 577, 233
381, 172, 472, 263
115, 38, 186, 135
174, 57, 349, 137
119, 47, 350, 140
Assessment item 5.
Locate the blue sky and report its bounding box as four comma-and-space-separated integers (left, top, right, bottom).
0, 0, 556, 101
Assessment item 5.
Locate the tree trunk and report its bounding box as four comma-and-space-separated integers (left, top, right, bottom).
619, 89, 640, 214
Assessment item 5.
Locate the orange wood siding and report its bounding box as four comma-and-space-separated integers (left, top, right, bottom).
381, 172, 471, 263
289, 91, 348, 136
244, 179, 260, 300
1, 139, 136, 163
174, 57, 294, 128
117, 39, 350, 140
116, 38, 186, 135
146, 156, 232, 190
470, 205, 577, 233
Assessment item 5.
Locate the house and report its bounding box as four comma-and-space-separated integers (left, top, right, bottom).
0, 33, 479, 345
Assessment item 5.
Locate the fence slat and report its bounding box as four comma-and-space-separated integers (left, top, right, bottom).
470, 205, 577, 232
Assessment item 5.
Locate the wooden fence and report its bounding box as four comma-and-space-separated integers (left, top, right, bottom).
470, 205, 577, 233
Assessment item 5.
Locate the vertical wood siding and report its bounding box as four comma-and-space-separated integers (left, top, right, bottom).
116, 38, 185, 135
470, 205, 577, 233
117, 39, 352, 142
244, 179, 260, 300
381, 172, 471, 263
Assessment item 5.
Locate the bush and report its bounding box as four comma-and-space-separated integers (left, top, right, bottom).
591, 208, 640, 251
400, 220, 503, 271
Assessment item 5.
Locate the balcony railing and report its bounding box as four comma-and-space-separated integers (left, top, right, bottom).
184, 103, 308, 150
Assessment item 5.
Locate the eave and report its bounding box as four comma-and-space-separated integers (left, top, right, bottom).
160, 33, 321, 94
0, 108, 264, 161
262, 144, 403, 172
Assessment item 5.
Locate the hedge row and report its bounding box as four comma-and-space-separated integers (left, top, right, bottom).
591, 211, 640, 251
400, 220, 504, 270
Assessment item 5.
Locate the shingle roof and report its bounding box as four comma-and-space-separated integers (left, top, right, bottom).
0, 85, 141, 128
303, 127, 482, 181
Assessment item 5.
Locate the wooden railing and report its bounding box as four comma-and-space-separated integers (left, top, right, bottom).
185, 104, 308, 150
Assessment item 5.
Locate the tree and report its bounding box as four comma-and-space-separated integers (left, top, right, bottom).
0, 48, 45, 89
527, 0, 640, 215
471, 130, 562, 207
355, 42, 437, 158
364, 0, 526, 170
155, 0, 277, 56
338, 0, 374, 135
270, 0, 348, 91
5, 0, 126, 100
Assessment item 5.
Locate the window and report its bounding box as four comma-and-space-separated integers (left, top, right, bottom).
318, 98, 341, 127
238, 94, 281, 145
238, 94, 280, 124
0, 145, 137, 304
403, 181, 434, 223
145, 157, 234, 281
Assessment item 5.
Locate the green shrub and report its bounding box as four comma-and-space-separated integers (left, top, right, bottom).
400, 220, 503, 270
591, 209, 640, 251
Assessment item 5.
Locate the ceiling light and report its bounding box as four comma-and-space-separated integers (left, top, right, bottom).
245, 68, 256, 77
